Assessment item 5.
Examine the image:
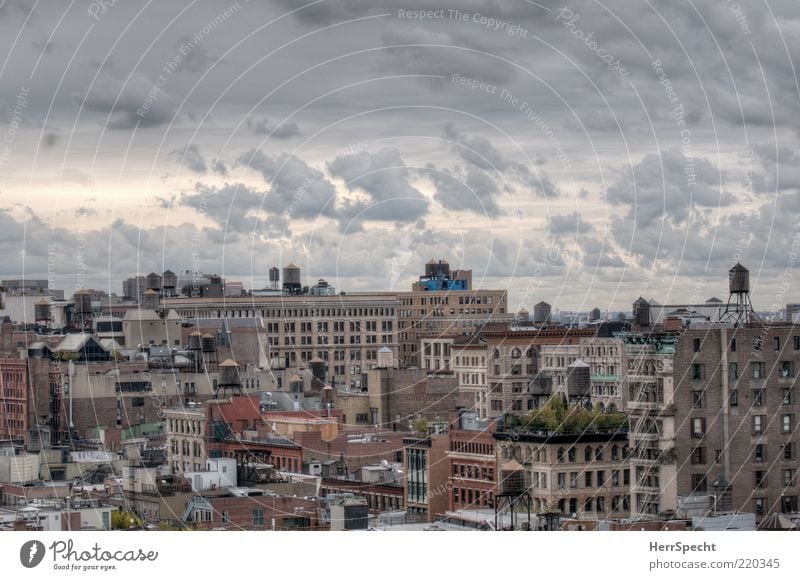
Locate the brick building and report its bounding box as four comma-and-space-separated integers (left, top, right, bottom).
447, 427, 497, 512
0, 359, 28, 443
623, 323, 800, 521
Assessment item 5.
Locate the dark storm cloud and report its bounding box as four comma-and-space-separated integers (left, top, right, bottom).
169, 143, 207, 174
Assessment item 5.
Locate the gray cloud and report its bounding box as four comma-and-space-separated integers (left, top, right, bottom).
169, 143, 207, 174
246, 116, 301, 139
328, 148, 429, 224
607, 150, 735, 226
427, 165, 501, 216
549, 211, 593, 236
238, 149, 339, 219
81, 72, 179, 129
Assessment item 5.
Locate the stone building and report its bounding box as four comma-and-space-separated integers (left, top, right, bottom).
494, 429, 631, 519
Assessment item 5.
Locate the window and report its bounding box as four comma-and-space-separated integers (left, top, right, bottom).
596, 470, 605, 486
557, 472, 566, 488
781, 361, 794, 378
783, 414, 793, 433
753, 415, 764, 434
567, 447, 576, 462
596, 496, 605, 512
753, 389, 765, 407
795, 336, 800, 350
752, 361, 765, 379
754, 336, 763, 351
595, 447, 604, 461
782, 496, 798, 514
729, 362, 738, 380
754, 497, 765, 515
611, 445, 619, 460
131, 397, 145, 407
691, 447, 706, 465
755, 471, 767, 488
692, 364, 704, 381
783, 469, 794, 487
252, 508, 265, 527
584, 447, 592, 462
585, 471, 593, 487
774, 336, 781, 351
692, 391, 704, 409
692, 417, 706, 438
693, 338, 701, 352
557, 447, 565, 463
222, 511, 230, 525
691, 474, 707, 492
731, 338, 737, 352
730, 389, 738, 407
784, 388, 793, 405
570, 472, 578, 489
584, 498, 593, 512
785, 443, 794, 461
754, 444, 765, 463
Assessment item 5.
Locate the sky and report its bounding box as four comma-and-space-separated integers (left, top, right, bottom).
0, 0, 799, 313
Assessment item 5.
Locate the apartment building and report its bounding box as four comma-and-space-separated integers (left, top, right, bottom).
483, 326, 594, 416
164, 293, 399, 389
165, 407, 207, 474
494, 429, 630, 518
623, 323, 800, 521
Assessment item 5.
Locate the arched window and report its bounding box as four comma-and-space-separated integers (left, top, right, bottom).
584, 446, 592, 462
567, 447, 576, 462
511, 348, 521, 358
493, 349, 500, 359
557, 447, 565, 462
569, 498, 577, 514
611, 445, 619, 461
595, 447, 604, 461
527, 348, 534, 359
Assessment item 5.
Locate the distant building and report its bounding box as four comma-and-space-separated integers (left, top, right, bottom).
224, 281, 244, 297
165, 407, 207, 474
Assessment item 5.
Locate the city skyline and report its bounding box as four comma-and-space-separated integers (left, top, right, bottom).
0, 1, 798, 312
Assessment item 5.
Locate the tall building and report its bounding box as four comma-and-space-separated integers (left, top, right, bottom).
122, 276, 147, 303
623, 323, 800, 521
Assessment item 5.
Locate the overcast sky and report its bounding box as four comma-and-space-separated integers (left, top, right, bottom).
1, 0, 799, 312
